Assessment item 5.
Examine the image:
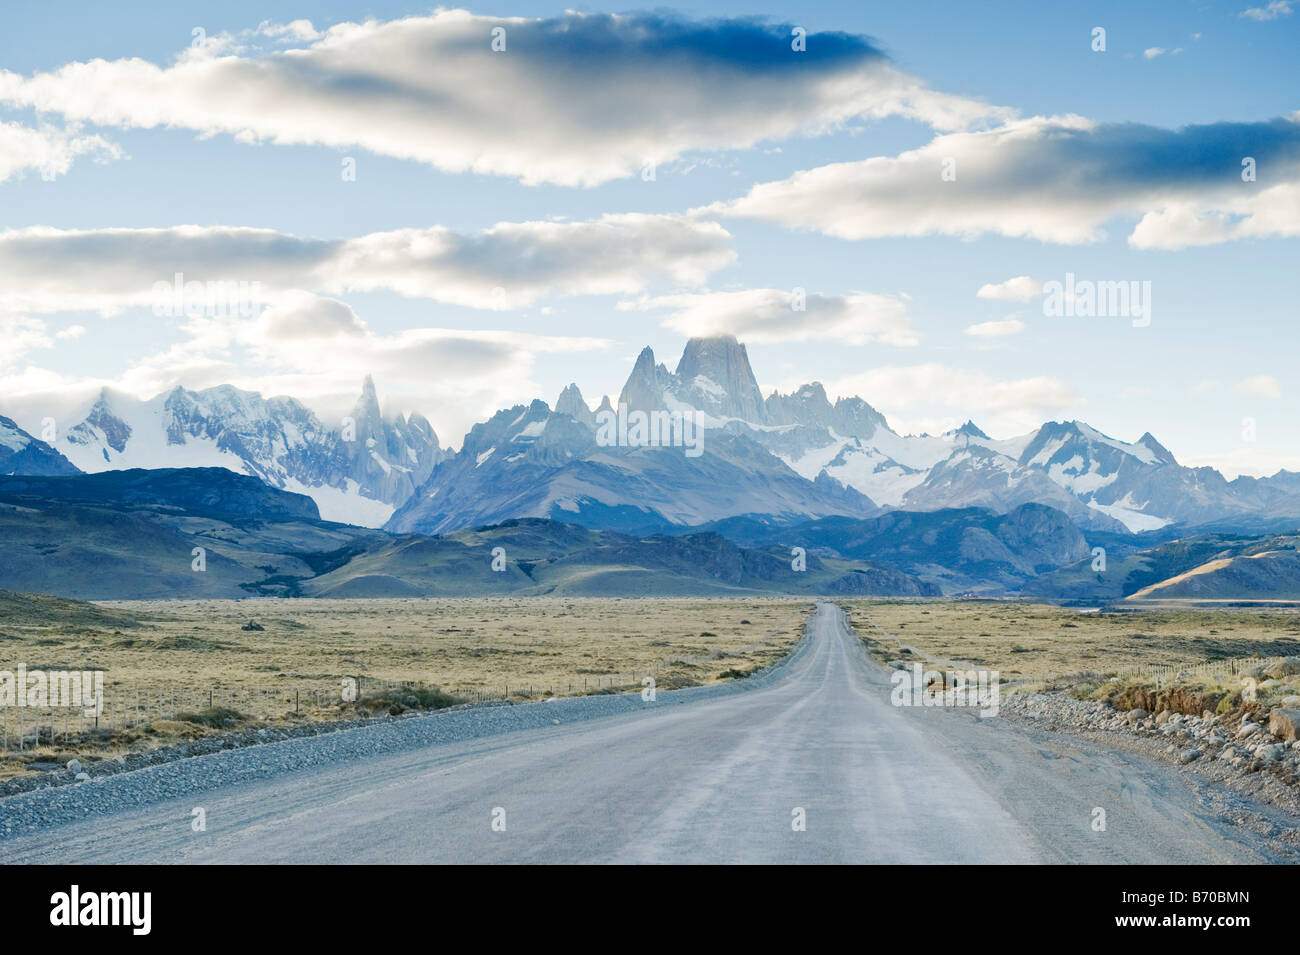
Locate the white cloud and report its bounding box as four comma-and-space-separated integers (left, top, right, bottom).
254, 292, 366, 341
1241, 1, 1293, 20
618, 288, 917, 346
827, 363, 1078, 436
0, 11, 1011, 187
1143, 47, 1182, 59
708, 114, 1300, 249
331, 215, 734, 307
1235, 374, 1283, 399
976, 276, 1043, 301
964, 318, 1025, 338
0, 215, 734, 314
1, 293, 610, 450
0, 315, 53, 367
0, 120, 121, 183
1128, 184, 1300, 249
255, 19, 322, 42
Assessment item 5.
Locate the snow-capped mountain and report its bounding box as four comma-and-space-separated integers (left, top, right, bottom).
386, 389, 875, 535
57, 379, 443, 526
0, 415, 80, 476
616, 336, 771, 425
474, 333, 1282, 535
671, 335, 766, 421
769, 404, 1261, 533
590, 338, 1268, 533
340, 376, 443, 513
12, 332, 1291, 535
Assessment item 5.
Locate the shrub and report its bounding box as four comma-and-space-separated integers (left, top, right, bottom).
360, 686, 463, 715
174, 706, 243, 729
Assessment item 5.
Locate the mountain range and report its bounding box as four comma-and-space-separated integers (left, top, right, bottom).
1, 464, 1298, 602
393, 334, 1300, 538
4, 334, 1299, 538
19, 377, 444, 526
0, 415, 80, 477
0, 469, 935, 599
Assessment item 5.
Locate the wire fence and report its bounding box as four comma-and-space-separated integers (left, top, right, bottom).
1052, 654, 1294, 688
0, 668, 665, 754
853, 613, 1298, 692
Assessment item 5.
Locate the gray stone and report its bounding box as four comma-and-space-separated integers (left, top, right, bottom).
1267, 707, 1300, 741
1257, 744, 1285, 763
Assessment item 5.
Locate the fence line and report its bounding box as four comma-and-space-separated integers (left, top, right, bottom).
1049, 654, 1291, 688
0, 669, 662, 754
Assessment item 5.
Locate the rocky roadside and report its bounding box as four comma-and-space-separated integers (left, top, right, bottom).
0, 705, 466, 800
1001, 691, 1300, 816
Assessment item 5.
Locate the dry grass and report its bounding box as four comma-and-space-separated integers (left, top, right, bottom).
844, 599, 1300, 681
844, 599, 1300, 716
0, 596, 809, 776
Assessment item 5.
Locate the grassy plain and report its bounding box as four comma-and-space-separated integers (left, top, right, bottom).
845, 598, 1300, 715
845, 599, 1300, 680
0, 593, 811, 776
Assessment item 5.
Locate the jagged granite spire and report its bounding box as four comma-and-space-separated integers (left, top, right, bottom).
618, 346, 671, 412
674, 335, 765, 422
555, 382, 596, 429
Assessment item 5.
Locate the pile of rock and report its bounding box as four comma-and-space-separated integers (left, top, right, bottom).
1002, 693, 1300, 786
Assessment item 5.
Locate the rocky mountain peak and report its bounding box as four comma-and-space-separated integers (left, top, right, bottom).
52, 377, 444, 526
68, 388, 133, 454
952, 420, 990, 440
555, 382, 596, 429
405, 412, 438, 445
0, 415, 81, 476
830, 396, 890, 440
618, 346, 671, 412
795, 382, 830, 403
766, 382, 833, 427
350, 375, 383, 427
674, 335, 765, 422
1137, 431, 1178, 466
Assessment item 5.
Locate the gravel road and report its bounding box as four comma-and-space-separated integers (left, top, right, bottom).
2, 602, 1294, 863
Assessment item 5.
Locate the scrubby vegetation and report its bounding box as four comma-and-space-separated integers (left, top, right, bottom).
1, 595, 808, 777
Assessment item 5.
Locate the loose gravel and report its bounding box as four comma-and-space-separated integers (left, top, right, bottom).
0, 630, 812, 840
1001, 690, 1300, 817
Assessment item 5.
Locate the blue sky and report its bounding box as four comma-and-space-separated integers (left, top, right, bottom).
0, 0, 1296, 475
